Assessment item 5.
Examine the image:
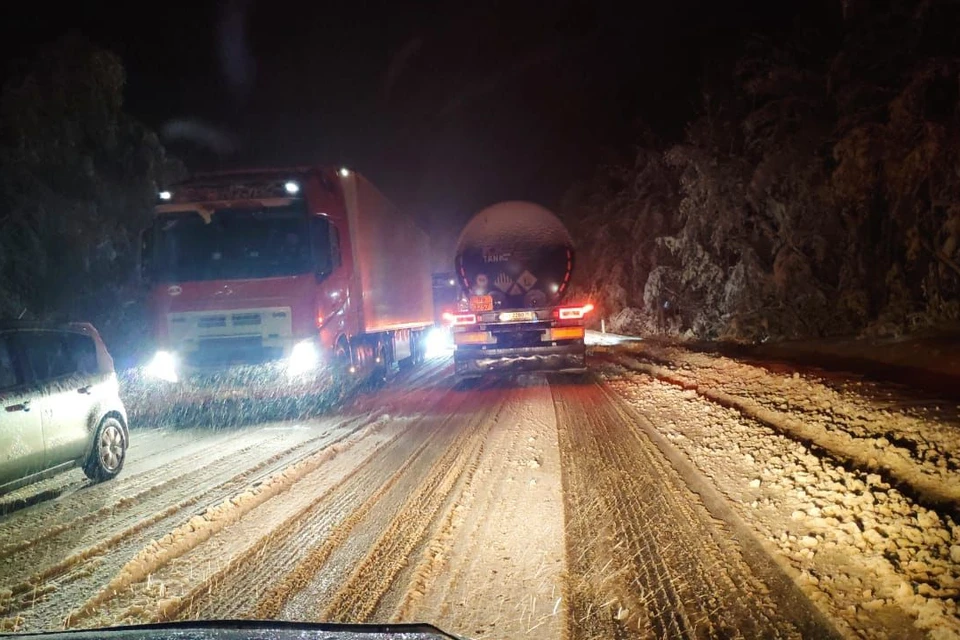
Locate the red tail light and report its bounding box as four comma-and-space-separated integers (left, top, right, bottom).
557, 303, 594, 320
442, 312, 478, 326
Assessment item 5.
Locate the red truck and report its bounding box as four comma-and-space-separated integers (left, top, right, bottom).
140, 167, 433, 382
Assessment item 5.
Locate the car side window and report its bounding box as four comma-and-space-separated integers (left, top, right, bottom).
0, 337, 20, 391
17, 331, 82, 383
64, 333, 99, 375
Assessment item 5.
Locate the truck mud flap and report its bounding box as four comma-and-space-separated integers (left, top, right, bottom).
455, 344, 586, 376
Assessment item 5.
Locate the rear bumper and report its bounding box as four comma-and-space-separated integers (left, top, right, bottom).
454, 343, 586, 376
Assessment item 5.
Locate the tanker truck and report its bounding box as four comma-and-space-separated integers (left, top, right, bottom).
447, 201, 593, 378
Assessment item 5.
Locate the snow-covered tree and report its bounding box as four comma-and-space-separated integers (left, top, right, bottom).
564, 0, 960, 341
0, 35, 181, 361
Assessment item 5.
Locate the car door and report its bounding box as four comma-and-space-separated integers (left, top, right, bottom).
0, 333, 46, 487
16, 330, 98, 468
311, 217, 351, 333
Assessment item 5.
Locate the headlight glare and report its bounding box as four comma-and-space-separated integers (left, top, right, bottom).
145, 350, 178, 383
425, 327, 453, 359
287, 339, 320, 376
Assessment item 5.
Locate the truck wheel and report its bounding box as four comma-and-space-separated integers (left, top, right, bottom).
83, 417, 127, 482
333, 337, 352, 375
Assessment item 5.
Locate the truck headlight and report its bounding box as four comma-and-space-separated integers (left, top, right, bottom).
425, 327, 453, 358
145, 350, 178, 383
287, 339, 320, 376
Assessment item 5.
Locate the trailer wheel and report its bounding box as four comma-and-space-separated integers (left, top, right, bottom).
398, 333, 414, 370
412, 330, 425, 365
373, 340, 389, 383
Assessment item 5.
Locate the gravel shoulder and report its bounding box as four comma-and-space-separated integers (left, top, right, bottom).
595, 346, 960, 639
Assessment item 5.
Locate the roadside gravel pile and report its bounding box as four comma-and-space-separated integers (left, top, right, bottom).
604, 343, 960, 511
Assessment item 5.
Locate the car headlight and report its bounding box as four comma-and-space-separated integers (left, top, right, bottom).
287, 339, 320, 376
145, 350, 178, 383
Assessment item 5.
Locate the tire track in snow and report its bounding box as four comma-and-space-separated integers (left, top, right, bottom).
552, 377, 810, 639
88, 420, 407, 628
276, 383, 507, 624
388, 448, 486, 625
63, 416, 381, 627
0, 426, 321, 591
247, 421, 451, 621
2, 416, 371, 625
260, 391, 497, 621
0, 427, 255, 521
554, 379, 637, 640
161, 369, 465, 621
316, 390, 498, 623
184, 415, 447, 620
403, 377, 567, 640
0, 427, 306, 560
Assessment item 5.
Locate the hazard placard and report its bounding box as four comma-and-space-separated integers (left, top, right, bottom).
517, 270, 537, 290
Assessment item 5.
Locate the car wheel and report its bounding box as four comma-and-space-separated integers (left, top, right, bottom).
83, 417, 127, 482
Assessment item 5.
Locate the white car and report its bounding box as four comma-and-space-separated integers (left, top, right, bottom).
0, 322, 129, 494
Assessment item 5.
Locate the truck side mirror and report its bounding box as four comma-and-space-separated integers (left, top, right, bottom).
311, 217, 333, 282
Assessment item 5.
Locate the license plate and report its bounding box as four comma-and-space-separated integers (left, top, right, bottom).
469, 295, 494, 312
499, 310, 536, 322
455, 331, 496, 345
546, 326, 584, 341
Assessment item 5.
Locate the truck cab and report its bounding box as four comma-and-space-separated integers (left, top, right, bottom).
140, 169, 353, 380
140, 168, 433, 382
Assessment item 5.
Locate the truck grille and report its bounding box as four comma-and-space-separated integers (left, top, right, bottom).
167, 307, 292, 369
197, 316, 227, 328
194, 313, 262, 328
185, 336, 283, 368
231, 313, 262, 326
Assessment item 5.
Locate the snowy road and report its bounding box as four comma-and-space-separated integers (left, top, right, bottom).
1, 346, 957, 638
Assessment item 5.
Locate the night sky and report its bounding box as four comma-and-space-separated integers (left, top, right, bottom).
1, 0, 813, 263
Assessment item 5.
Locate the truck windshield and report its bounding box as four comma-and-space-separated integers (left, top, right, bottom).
154, 204, 314, 282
